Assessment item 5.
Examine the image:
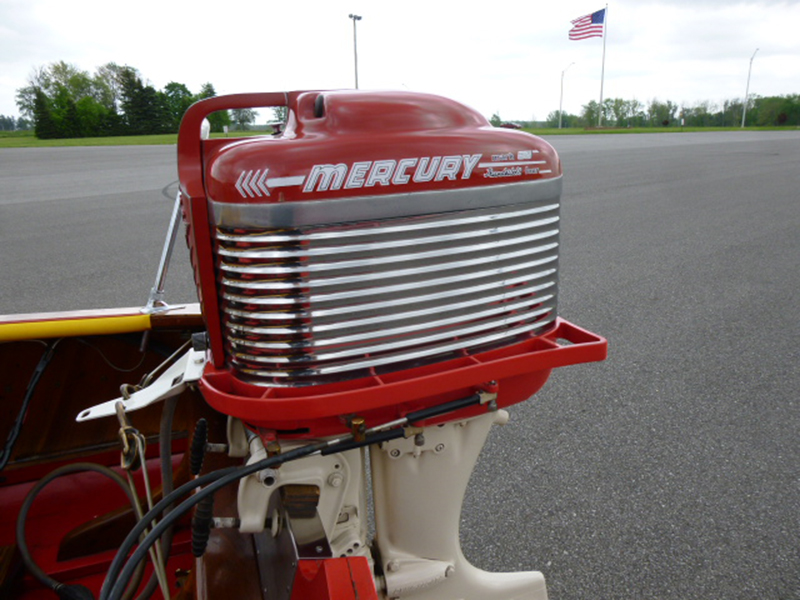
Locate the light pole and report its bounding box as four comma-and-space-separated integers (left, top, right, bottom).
741, 47, 759, 128
349, 14, 362, 89
559, 62, 575, 129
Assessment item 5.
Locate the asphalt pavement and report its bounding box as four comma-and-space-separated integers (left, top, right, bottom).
1, 132, 798, 599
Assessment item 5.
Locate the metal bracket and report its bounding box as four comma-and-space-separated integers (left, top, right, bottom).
75, 348, 206, 421
142, 191, 183, 315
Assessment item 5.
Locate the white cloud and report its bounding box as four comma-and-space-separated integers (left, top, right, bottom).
1, 0, 798, 122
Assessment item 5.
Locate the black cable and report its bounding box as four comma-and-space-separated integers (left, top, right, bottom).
105, 437, 358, 600
134, 394, 180, 600
320, 427, 404, 455
0, 341, 58, 472
15, 462, 146, 600
101, 440, 326, 600
99, 464, 242, 600
191, 495, 214, 557
103, 392, 485, 600
405, 393, 481, 424
189, 418, 208, 476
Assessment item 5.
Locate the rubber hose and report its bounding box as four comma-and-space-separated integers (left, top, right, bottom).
15, 462, 146, 600
135, 393, 180, 600
189, 418, 208, 476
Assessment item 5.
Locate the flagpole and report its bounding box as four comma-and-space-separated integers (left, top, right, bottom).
598, 4, 608, 127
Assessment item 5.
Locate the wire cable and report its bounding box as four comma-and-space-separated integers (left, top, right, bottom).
15, 462, 147, 600
99, 464, 241, 600
101, 392, 484, 600
0, 340, 59, 472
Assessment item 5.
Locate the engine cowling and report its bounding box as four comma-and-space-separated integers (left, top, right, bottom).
177, 90, 603, 436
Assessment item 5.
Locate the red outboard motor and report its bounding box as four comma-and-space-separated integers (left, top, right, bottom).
176, 90, 606, 600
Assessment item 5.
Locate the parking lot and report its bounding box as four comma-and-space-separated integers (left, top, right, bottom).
2, 131, 798, 599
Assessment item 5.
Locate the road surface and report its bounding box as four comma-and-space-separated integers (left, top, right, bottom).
1, 131, 798, 599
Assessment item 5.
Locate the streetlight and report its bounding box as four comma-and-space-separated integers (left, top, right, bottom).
349, 14, 362, 89
741, 47, 759, 128
559, 62, 575, 129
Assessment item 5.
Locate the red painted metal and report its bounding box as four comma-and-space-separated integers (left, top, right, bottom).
0, 457, 192, 599
290, 557, 378, 600
201, 90, 561, 205
176, 90, 563, 371
200, 318, 607, 436
178, 93, 291, 368
181, 194, 226, 367
177, 90, 605, 437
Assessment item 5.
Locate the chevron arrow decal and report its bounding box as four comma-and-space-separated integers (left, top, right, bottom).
235, 170, 307, 198
235, 169, 270, 198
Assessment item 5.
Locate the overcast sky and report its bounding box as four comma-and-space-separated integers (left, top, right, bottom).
2, 0, 798, 122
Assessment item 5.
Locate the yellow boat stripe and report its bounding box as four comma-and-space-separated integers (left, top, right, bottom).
0, 313, 152, 342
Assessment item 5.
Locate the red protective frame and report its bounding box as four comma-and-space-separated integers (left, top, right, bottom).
177, 93, 292, 367
177, 91, 605, 437
199, 318, 607, 436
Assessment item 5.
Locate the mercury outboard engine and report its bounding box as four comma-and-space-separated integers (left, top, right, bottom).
171, 90, 605, 600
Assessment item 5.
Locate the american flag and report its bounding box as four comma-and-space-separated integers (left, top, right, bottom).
569, 8, 606, 40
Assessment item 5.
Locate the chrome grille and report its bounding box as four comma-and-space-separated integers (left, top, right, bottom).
212, 193, 560, 387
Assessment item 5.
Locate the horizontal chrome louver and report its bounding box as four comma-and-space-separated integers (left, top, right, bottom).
212, 193, 560, 387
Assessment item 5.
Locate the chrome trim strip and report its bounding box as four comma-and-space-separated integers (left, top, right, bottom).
210, 177, 562, 228
220, 248, 558, 290
231, 315, 557, 379
217, 216, 560, 259
222, 278, 556, 319
220, 229, 559, 275
225, 293, 555, 343
220, 260, 557, 298
211, 182, 563, 386
214, 203, 560, 243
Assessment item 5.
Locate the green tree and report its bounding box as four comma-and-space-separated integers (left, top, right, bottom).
683, 101, 716, 127
15, 66, 51, 119
93, 62, 126, 112
17, 62, 235, 137
489, 112, 502, 127
197, 82, 230, 132
647, 99, 678, 127
49, 61, 93, 100
753, 95, 800, 126
545, 110, 578, 128
163, 82, 195, 131
119, 67, 169, 134
609, 98, 627, 126
231, 108, 257, 131
719, 99, 743, 127
75, 95, 114, 136
272, 106, 288, 124
18, 62, 119, 137
56, 91, 81, 138
580, 100, 600, 127
600, 98, 615, 125
627, 99, 646, 127
33, 88, 59, 139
